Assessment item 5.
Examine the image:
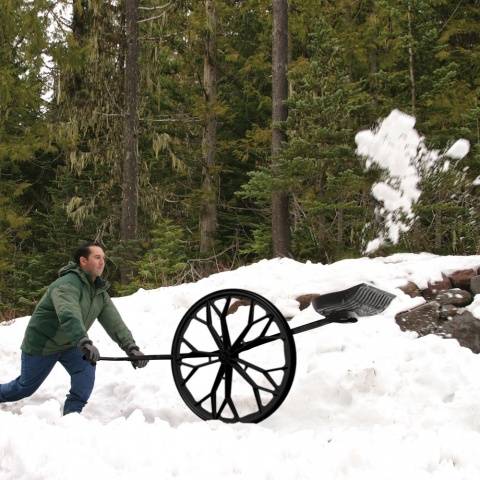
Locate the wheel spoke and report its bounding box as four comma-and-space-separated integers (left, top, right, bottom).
182, 338, 198, 352
211, 297, 232, 348
227, 398, 240, 421
181, 359, 220, 386
253, 388, 263, 412
210, 363, 225, 418
258, 317, 274, 340
206, 301, 224, 349
236, 358, 283, 388
224, 364, 233, 399
233, 331, 282, 354
180, 357, 220, 370
232, 362, 277, 395
195, 392, 212, 407
231, 312, 271, 350
182, 367, 198, 386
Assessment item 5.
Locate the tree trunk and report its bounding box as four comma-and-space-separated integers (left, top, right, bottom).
407, 2, 416, 116
271, 0, 290, 257
121, 0, 139, 282
199, 0, 218, 254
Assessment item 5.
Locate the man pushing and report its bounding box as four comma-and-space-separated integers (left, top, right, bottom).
0, 241, 148, 414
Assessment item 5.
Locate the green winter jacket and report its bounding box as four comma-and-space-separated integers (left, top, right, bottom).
21, 261, 136, 356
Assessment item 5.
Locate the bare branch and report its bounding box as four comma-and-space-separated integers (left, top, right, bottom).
138, 2, 173, 23
139, 2, 171, 10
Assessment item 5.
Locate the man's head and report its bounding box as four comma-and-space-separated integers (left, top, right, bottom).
74, 241, 106, 280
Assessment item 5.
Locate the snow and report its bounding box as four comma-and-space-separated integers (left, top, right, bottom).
355, 110, 470, 253
2, 254, 480, 479
445, 140, 470, 160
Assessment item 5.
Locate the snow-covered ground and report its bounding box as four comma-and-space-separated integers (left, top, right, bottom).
2, 253, 480, 479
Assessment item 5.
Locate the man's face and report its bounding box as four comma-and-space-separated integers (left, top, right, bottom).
79, 246, 106, 280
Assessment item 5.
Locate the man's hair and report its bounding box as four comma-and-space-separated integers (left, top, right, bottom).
74, 241, 104, 265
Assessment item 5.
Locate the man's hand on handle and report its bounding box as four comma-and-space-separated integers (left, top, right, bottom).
78, 337, 100, 366
126, 344, 149, 369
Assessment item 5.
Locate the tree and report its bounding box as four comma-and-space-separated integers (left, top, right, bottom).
199, 0, 218, 254
0, 0, 50, 314
271, 0, 290, 257
120, 0, 140, 282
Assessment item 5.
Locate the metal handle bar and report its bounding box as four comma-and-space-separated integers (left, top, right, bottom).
234, 315, 357, 354
99, 351, 220, 362
98, 315, 356, 362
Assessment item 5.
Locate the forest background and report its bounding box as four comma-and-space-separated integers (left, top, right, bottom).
1, 0, 479, 320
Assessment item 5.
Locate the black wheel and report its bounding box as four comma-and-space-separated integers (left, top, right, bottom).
171, 289, 296, 423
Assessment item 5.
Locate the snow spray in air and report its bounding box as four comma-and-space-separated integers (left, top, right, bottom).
355, 109, 470, 254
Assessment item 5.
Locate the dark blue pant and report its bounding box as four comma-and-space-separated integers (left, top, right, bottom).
0, 348, 95, 415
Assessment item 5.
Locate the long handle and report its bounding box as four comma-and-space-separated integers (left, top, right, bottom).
98, 350, 220, 362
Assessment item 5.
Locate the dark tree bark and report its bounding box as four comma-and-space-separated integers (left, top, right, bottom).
121, 0, 139, 241
199, 0, 218, 254
67, 1, 91, 101
120, 0, 139, 282
271, 0, 290, 257
407, 2, 416, 116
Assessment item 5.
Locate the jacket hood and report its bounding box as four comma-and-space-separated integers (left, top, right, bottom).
58, 261, 82, 277
58, 261, 109, 290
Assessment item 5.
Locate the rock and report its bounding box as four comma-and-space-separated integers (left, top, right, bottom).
434, 288, 472, 307
422, 274, 452, 299
295, 294, 318, 311
448, 268, 478, 290
398, 282, 421, 298
439, 304, 459, 321
441, 311, 480, 353
227, 299, 250, 315
470, 275, 480, 295
395, 301, 440, 336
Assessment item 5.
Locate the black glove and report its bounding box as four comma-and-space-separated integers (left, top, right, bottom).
126, 345, 148, 369
78, 337, 100, 366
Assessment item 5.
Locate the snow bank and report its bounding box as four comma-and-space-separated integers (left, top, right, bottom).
2, 254, 480, 479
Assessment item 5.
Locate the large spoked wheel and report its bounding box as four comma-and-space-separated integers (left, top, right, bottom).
171, 289, 296, 423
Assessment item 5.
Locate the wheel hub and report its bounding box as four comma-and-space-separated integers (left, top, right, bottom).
219, 349, 237, 365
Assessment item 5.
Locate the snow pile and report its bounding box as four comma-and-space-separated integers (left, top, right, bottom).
355, 110, 470, 253
2, 254, 480, 479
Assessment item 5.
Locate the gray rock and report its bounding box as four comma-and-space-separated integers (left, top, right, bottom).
295, 294, 318, 311
434, 288, 472, 307
398, 282, 421, 298
227, 299, 250, 315
395, 301, 440, 336
470, 275, 480, 295
441, 311, 480, 353
422, 274, 452, 300
448, 268, 478, 290
439, 304, 459, 321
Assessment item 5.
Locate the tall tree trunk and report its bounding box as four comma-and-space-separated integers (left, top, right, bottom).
271, 0, 290, 257
70, 0, 90, 96
121, 0, 139, 282
407, 2, 416, 116
199, 0, 218, 254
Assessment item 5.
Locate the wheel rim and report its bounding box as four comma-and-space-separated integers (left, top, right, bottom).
171, 289, 296, 423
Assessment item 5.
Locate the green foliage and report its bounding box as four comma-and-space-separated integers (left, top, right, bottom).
2, 0, 480, 318
136, 220, 189, 289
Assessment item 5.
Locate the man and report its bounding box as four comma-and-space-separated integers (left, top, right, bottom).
0, 241, 148, 415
